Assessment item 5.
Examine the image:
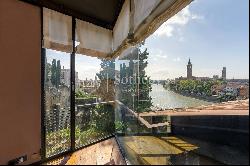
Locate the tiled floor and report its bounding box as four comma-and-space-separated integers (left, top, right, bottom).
45, 138, 126, 165
118, 136, 199, 165
117, 136, 248, 165
44, 135, 249, 165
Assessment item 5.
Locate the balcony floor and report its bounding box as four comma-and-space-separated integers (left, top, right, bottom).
44, 137, 126, 165
117, 135, 249, 165
44, 134, 249, 165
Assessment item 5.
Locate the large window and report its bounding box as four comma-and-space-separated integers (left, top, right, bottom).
113, 1, 249, 165
44, 49, 71, 157
43, 45, 116, 158
42, 1, 249, 164
42, 8, 116, 158
75, 54, 115, 148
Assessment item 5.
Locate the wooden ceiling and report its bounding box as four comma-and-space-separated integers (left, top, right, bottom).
22, 0, 125, 29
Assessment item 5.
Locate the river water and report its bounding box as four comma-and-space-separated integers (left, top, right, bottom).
150, 84, 212, 109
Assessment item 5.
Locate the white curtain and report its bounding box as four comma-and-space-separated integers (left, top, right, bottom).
133, 0, 162, 31
113, 0, 131, 51
43, 8, 72, 53
42, 0, 191, 58
110, 0, 191, 58
76, 20, 112, 57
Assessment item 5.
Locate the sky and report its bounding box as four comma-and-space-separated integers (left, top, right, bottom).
47, 0, 249, 80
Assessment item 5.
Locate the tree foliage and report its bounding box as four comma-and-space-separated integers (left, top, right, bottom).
56, 60, 61, 88
169, 79, 224, 96
50, 59, 62, 88
118, 43, 152, 113
95, 59, 116, 101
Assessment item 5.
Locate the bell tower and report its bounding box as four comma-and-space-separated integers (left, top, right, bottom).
187, 58, 192, 79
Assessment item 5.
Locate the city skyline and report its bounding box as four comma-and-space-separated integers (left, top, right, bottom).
175, 58, 228, 81
47, 54, 246, 83
145, 0, 249, 80
46, 0, 249, 80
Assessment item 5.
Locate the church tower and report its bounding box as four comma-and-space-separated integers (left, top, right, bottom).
222, 67, 226, 80
187, 58, 192, 79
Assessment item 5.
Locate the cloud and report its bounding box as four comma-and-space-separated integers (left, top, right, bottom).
155, 54, 168, 59
145, 64, 170, 80
173, 57, 181, 62
76, 64, 100, 80
154, 25, 174, 37
178, 36, 185, 42
148, 48, 168, 59
153, 5, 203, 38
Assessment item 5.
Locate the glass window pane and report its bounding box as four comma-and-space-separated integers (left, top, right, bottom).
75, 54, 115, 148
44, 49, 71, 157
115, 1, 249, 164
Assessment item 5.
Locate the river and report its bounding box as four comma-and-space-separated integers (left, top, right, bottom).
150, 84, 212, 109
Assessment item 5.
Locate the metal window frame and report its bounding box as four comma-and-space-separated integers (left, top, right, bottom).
40, 14, 76, 161
70, 17, 76, 152
39, 7, 117, 164
41, 7, 46, 160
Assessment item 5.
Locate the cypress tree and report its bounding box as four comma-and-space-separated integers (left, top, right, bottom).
45, 56, 49, 82
96, 59, 116, 101
135, 43, 152, 113
51, 59, 57, 87
118, 43, 152, 113
56, 60, 61, 88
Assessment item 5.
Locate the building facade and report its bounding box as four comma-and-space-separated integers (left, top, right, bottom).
61, 67, 79, 87
222, 67, 226, 80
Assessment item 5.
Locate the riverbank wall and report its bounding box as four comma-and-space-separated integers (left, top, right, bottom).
171, 89, 219, 103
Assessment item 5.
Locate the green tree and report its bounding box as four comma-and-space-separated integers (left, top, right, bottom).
135, 44, 152, 113
45, 56, 50, 83
96, 59, 116, 101
118, 43, 152, 113
51, 59, 57, 86
172, 79, 221, 97
56, 60, 61, 88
